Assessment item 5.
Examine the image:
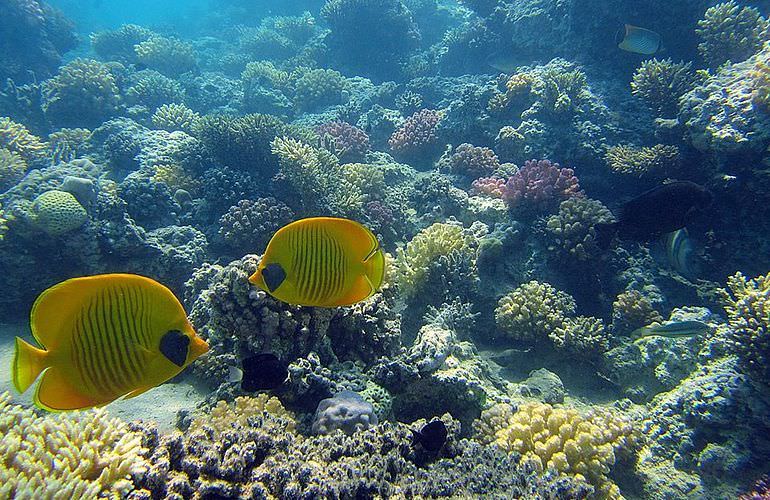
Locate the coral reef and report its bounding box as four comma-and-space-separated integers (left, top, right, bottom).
90, 24, 153, 64
217, 197, 294, 254
631, 58, 698, 118
151, 103, 200, 134
292, 68, 349, 111
311, 390, 379, 435
0, 391, 147, 498
545, 197, 614, 262
604, 144, 680, 178
443, 142, 500, 179
501, 159, 582, 215
41, 58, 121, 128
696, 1, 768, 68
0, 147, 27, 192
134, 36, 197, 77
388, 108, 443, 164
476, 401, 639, 497
0, 116, 47, 163
316, 121, 370, 163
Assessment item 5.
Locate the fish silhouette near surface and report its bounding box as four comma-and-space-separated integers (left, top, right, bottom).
249, 217, 386, 307
13, 274, 209, 411
597, 181, 713, 248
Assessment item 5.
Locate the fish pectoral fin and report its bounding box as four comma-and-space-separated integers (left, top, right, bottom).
34, 367, 105, 411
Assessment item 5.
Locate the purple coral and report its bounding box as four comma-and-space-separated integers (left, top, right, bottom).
501, 159, 582, 212
316, 121, 371, 162
470, 177, 506, 198
217, 197, 294, 254
388, 109, 443, 162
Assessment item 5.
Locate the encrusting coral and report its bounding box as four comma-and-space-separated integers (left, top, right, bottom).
0, 391, 148, 499
475, 401, 639, 498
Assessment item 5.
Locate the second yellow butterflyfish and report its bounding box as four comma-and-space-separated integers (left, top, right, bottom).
249, 217, 385, 307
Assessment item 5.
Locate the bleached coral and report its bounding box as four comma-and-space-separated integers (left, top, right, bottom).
0, 392, 148, 499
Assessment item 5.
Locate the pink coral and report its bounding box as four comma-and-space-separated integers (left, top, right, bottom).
449, 143, 500, 178
501, 159, 582, 211
388, 109, 443, 159
470, 176, 506, 198
317, 121, 370, 162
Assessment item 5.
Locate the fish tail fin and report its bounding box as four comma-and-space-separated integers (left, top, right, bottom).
595, 222, 618, 250
363, 249, 386, 292
12, 337, 49, 394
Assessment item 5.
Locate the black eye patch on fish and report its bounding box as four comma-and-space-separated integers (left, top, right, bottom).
262, 263, 286, 292
160, 330, 189, 367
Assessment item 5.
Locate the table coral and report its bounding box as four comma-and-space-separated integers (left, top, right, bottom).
0, 392, 148, 499
477, 401, 639, 498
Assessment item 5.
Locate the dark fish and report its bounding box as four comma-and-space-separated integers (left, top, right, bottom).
411, 420, 447, 452
230, 353, 288, 392
597, 181, 712, 248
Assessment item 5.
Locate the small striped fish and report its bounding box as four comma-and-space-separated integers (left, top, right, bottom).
249, 217, 385, 307
617, 24, 661, 55
12, 274, 209, 411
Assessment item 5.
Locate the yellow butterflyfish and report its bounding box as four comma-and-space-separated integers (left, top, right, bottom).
249, 217, 385, 307
12, 273, 209, 411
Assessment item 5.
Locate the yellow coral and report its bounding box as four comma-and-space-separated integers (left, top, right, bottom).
151, 103, 200, 133
488, 72, 533, 114
495, 281, 576, 342
605, 144, 680, 178
0, 147, 28, 191
611, 290, 664, 334
546, 197, 614, 261
189, 394, 296, 435
342, 162, 386, 198
0, 202, 11, 240
477, 402, 638, 498
0, 391, 147, 498
31, 190, 88, 236
395, 222, 475, 298
0, 117, 47, 163
152, 163, 201, 195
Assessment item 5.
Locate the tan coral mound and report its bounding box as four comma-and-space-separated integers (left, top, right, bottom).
0, 392, 148, 498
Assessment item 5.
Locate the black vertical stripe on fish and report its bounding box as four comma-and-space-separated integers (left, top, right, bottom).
76, 309, 104, 397
85, 298, 118, 395
297, 225, 310, 299
71, 316, 97, 397
119, 285, 146, 378
307, 224, 319, 302
95, 290, 124, 393
132, 285, 150, 347
312, 228, 325, 302
334, 237, 344, 297
304, 224, 316, 302
320, 231, 332, 301
109, 286, 140, 386
100, 288, 128, 390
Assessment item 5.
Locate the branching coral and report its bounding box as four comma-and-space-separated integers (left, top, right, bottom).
395, 221, 476, 299
495, 281, 609, 356
470, 176, 507, 198
0, 116, 47, 163
604, 144, 680, 178
41, 58, 120, 128
0, 391, 148, 498
388, 108, 443, 161
271, 136, 363, 217
134, 36, 197, 77
292, 68, 349, 111
751, 45, 770, 112
611, 290, 664, 335
0, 147, 27, 191
721, 271, 770, 386
545, 197, 614, 261
218, 197, 294, 254
316, 121, 370, 162
151, 103, 200, 134
631, 58, 698, 117
696, 1, 768, 67
48, 128, 92, 164
444, 143, 500, 179
188, 395, 296, 436
475, 402, 639, 497
501, 159, 582, 214
125, 70, 185, 110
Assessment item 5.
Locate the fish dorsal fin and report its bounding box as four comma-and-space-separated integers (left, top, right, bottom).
314, 217, 380, 261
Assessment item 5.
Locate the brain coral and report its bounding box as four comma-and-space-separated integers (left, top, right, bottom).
696, 1, 768, 68
41, 58, 121, 128
30, 189, 88, 235
475, 402, 639, 498
0, 391, 148, 498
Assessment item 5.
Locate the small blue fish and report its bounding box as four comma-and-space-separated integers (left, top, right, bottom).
632, 320, 710, 340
